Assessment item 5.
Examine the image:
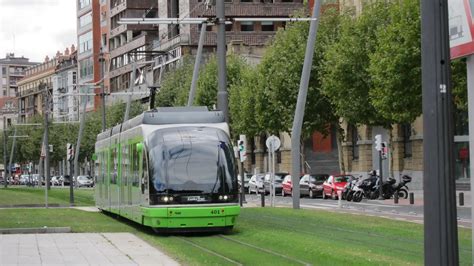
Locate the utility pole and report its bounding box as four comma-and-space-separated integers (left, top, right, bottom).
3, 116, 8, 188
188, 22, 207, 107
123, 62, 136, 122
99, 52, 106, 131
216, 0, 229, 122
290, 0, 321, 209
421, 0, 459, 263
74, 94, 88, 189
43, 84, 51, 195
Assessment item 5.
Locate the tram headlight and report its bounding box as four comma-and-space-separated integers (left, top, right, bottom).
223, 195, 228, 200
161, 196, 174, 203
218, 195, 223, 200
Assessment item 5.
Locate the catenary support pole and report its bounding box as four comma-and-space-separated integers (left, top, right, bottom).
216, 0, 229, 122
124, 62, 136, 122
3, 116, 8, 188
70, 159, 74, 205
466, 55, 474, 263
188, 22, 207, 107
290, 0, 320, 209
8, 126, 16, 186
74, 94, 88, 189
100, 53, 106, 131
421, 0, 459, 262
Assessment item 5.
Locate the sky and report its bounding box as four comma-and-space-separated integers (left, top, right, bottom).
0, 0, 76, 63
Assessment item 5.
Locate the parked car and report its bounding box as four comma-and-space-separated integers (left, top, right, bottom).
264, 172, 287, 194
19, 174, 30, 185
77, 175, 94, 187
51, 176, 60, 186
281, 175, 304, 196
322, 174, 354, 200
238, 173, 252, 193
248, 174, 265, 194
300, 174, 329, 198
60, 175, 72, 186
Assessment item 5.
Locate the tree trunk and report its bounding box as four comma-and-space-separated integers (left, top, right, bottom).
336, 124, 346, 174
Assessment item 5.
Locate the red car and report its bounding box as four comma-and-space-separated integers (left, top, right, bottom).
281, 175, 303, 197
322, 175, 353, 200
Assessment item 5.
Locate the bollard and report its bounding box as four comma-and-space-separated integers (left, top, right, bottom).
261, 190, 265, 207
459, 192, 464, 206
409, 192, 414, 205
337, 190, 342, 208
394, 191, 399, 204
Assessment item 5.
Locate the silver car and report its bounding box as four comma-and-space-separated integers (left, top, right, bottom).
76, 175, 93, 187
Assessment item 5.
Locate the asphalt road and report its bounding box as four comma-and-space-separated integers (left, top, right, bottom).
243, 193, 472, 228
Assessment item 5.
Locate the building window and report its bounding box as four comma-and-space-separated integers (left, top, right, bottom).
261, 21, 274, 31
79, 57, 93, 79
240, 22, 254, 32
241, 0, 253, 2
402, 124, 412, 158
350, 124, 359, 160
79, 31, 93, 54
78, 0, 91, 9
79, 12, 92, 28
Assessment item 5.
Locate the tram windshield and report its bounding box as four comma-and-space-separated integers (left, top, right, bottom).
148, 127, 237, 195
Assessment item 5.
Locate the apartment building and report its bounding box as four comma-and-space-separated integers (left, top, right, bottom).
77, 0, 101, 111
17, 56, 58, 122
0, 53, 38, 129
52, 48, 79, 122
152, 0, 304, 71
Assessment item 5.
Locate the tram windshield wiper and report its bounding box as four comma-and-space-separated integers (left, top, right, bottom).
165, 189, 204, 194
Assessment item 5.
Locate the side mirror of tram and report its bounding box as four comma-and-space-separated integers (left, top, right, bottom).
136, 143, 144, 153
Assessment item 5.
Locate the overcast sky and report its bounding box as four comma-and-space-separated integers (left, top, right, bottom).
0, 0, 76, 63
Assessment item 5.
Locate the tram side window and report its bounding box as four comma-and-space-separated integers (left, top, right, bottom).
112, 147, 118, 184
122, 145, 129, 185
132, 144, 139, 187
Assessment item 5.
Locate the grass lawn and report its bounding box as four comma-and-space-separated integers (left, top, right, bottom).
0, 187, 94, 206
0, 207, 470, 265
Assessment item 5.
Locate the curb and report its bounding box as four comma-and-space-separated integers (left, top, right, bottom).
0, 227, 71, 234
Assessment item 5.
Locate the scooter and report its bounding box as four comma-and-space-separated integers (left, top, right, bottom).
352, 174, 379, 202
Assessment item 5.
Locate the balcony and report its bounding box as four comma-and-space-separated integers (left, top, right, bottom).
110, 33, 150, 58
110, 0, 156, 17
152, 34, 190, 52
194, 1, 305, 17
189, 31, 275, 46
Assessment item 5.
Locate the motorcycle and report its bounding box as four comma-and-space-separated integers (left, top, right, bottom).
352, 174, 380, 202
380, 175, 411, 199
342, 176, 360, 201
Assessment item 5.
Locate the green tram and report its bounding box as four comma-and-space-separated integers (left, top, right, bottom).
94, 107, 240, 232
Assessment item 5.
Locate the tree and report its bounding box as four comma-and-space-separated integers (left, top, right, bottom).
255, 7, 342, 137
369, 0, 421, 124
321, 2, 393, 126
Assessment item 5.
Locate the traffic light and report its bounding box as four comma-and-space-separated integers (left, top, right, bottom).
67, 143, 74, 161
239, 135, 247, 162
374, 134, 382, 151
381, 142, 388, 159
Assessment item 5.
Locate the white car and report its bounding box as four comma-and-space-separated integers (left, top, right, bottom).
76, 175, 93, 187
248, 174, 265, 194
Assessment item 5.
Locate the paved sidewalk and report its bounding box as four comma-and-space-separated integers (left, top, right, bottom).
0, 233, 179, 266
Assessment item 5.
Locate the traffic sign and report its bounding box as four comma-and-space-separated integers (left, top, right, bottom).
66, 143, 74, 161
266, 135, 281, 152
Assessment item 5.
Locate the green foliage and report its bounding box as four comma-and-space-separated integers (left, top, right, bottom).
255, 7, 341, 136
368, 0, 421, 124
195, 54, 250, 109
321, 2, 393, 126
156, 57, 195, 107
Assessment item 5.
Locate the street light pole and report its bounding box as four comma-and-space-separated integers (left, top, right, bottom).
216, 0, 229, 122
3, 116, 8, 188
421, 0, 459, 262
290, 0, 321, 209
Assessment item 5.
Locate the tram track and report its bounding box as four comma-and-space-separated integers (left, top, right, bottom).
174, 236, 243, 266
217, 234, 312, 266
